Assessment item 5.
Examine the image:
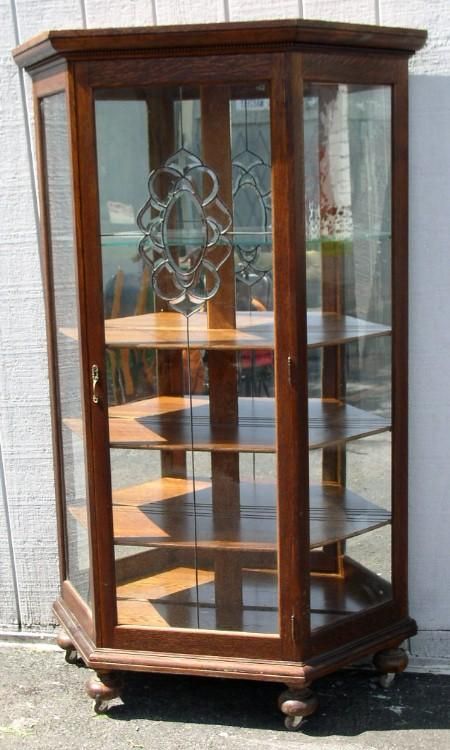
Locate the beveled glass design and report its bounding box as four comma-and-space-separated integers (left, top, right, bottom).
231, 100, 272, 288
94, 83, 278, 634
137, 147, 232, 317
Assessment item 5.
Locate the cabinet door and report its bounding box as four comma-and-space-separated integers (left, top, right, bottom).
72, 54, 309, 658
302, 55, 409, 647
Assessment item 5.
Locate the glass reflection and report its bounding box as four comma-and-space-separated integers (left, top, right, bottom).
304, 83, 393, 630
95, 84, 278, 633
42, 93, 90, 602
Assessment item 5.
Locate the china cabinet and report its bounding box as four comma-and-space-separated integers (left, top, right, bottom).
14, 18, 426, 729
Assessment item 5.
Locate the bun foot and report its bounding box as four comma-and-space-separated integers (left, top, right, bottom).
374, 647, 408, 688
56, 630, 79, 664
278, 687, 318, 731
86, 672, 121, 713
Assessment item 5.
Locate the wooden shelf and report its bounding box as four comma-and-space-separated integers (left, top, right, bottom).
70, 476, 390, 551
104, 311, 273, 350
115, 558, 392, 632
104, 310, 390, 349
64, 396, 389, 451
61, 310, 390, 351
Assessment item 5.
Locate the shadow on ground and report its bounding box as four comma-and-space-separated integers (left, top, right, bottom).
100, 667, 450, 734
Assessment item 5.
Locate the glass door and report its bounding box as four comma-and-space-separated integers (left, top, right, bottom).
90, 80, 283, 637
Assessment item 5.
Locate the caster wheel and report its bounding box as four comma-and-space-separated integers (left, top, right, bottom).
379, 672, 395, 689
93, 698, 109, 714
64, 648, 79, 664
284, 715, 303, 731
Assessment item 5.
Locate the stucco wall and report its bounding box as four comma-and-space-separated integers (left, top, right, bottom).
0, 0, 449, 666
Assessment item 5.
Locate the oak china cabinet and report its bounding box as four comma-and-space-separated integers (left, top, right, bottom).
14, 18, 426, 729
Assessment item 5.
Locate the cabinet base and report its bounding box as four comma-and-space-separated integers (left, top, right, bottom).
54, 594, 416, 728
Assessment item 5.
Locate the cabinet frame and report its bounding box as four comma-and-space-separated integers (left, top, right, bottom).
64, 52, 310, 662
15, 17, 426, 711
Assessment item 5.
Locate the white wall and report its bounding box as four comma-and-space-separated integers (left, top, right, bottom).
408, 74, 450, 665
0, 0, 449, 665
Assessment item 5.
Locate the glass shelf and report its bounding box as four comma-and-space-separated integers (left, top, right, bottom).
99, 230, 392, 248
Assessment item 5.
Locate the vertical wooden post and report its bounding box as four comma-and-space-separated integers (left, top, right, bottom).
201, 86, 242, 630
147, 91, 187, 480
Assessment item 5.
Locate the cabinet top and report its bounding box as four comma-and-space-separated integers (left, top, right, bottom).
13, 18, 427, 70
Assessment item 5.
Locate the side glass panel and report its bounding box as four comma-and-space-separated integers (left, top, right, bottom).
94, 84, 278, 633
41, 93, 90, 602
304, 84, 392, 630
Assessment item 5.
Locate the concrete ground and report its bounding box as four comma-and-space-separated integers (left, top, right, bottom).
0, 643, 449, 749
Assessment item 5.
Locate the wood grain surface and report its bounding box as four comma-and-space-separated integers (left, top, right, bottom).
70, 477, 390, 550
65, 396, 390, 451
61, 310, 390, 350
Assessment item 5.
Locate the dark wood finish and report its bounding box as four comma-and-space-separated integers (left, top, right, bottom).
57, 628, 79, 664
114, 545, 277, 587
69, 478, 390, 550
203, 86, 235, 331
391, 61, 410, 618
33, 66, 67, 96
302, 50, 411, 658
269, 52, 310, 661
148, 88, 187, 481
157, 348, 187, 479
33, 69, 70, 592
13, 20, 427, 70
373, 646, 408, 674
69, 62, 118, 646
109, 557, 392, 633
53, 592, 416, 685
62, 309, 390, 349
278, 688, 319, 730
62, 579, 94, 641
309, 600, 413, 659
57, 630, 75, 651
201, 85, 241, 631
303, 51, 407, 85
86, 52, 287, 663
66, 396, 390, 450
86, 671, 122, 713
85, 55, 274, 89
22, 17, 425, 726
